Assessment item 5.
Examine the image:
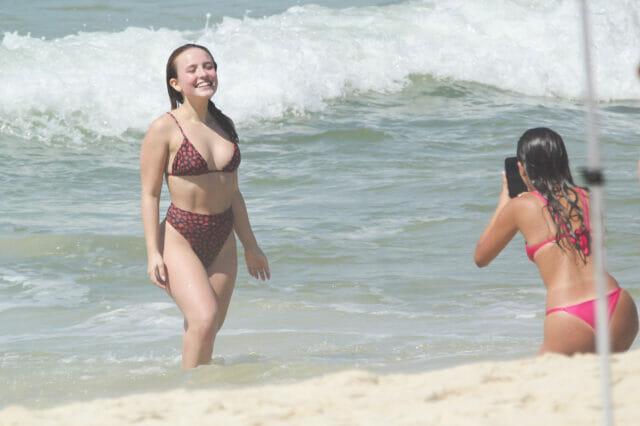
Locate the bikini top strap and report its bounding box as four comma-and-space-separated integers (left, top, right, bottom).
166, 112, 187, 139
576, 187, 591, 231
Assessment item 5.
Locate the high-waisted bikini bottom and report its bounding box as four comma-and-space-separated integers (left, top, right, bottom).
545, 288, 622, 330
166, 203, 234, 268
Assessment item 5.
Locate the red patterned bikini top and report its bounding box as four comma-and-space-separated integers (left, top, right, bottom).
166, 112, 240, 176
524, 188, 591, 261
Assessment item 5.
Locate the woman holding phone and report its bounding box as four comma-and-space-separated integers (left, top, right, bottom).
474, 127, 638, 355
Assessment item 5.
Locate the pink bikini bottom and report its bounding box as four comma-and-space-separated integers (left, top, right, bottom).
546, 288, 622, 330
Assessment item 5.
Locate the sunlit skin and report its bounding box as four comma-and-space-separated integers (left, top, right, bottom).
474, 163, 638, 355
140, 47, 270, 369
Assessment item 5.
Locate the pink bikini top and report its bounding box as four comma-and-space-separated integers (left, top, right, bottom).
525, 188, 591, 261
166, 112, 240, 176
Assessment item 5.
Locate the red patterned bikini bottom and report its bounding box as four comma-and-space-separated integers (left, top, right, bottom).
166, 203, 234, 267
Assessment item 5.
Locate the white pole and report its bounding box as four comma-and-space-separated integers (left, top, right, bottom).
577, 1, 613, 425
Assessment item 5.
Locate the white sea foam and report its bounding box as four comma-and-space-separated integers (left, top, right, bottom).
0, 0, 638, 139
0, 266, 89, 311
66, 302, 180, 334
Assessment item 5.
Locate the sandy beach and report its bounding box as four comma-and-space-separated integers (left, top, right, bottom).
3, 349, 639, 426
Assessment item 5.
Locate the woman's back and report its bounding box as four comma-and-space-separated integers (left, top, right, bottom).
514, 188, 617, 307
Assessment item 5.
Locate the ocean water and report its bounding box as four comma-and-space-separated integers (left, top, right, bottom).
1, 0, 639, 408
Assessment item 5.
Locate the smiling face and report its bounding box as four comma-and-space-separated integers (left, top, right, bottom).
169, 47, 218, 101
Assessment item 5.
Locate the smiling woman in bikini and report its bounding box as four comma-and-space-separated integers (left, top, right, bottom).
474, 127, 638, 355
140, 44, 270, 369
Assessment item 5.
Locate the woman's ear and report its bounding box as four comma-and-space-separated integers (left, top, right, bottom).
517, 161, 526, 178
169, 78, 181, 94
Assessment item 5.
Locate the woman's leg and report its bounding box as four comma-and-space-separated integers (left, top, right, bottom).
609, 290, 639, 352
206, 232, 238, 350
163, 222, 219, 369
539, 313, 595, 355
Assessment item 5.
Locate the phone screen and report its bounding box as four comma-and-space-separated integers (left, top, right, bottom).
504, 157, 527, 198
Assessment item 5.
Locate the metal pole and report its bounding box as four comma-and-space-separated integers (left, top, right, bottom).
577, 1, 613, 425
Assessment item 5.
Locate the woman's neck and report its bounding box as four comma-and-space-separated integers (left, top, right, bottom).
179, 97, 210, 122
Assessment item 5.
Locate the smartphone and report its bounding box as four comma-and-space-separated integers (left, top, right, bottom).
504, 157, 527, 198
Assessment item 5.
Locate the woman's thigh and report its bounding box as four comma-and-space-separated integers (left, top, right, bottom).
207, 232, 238, 327
163, 222, 218, 322
610, 290, 639, 352
541, 313, 595, 355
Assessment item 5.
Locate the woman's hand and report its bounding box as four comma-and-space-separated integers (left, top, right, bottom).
147, 252, 168, 289
244, 246, 270, 281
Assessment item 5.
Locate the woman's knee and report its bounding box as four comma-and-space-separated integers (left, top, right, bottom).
187, 307, 219, 338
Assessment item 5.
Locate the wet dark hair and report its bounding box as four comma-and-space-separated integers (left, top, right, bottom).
516, 127, 590, 262
166, 43, 238, 142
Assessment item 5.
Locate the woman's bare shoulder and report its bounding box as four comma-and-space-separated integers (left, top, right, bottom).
148, 113, 175, 134
506, 191, 544, 218
142, 113, 176, 146
507, 191, 550, 230
514, 191, 543, 206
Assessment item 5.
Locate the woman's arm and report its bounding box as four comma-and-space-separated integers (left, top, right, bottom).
474, 173, 520, 267
231, 175, 270, 281
140, 118, 170, 288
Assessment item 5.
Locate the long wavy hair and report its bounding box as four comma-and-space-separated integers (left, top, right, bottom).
516, 127, 590, 262
165, 43, 239, 142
